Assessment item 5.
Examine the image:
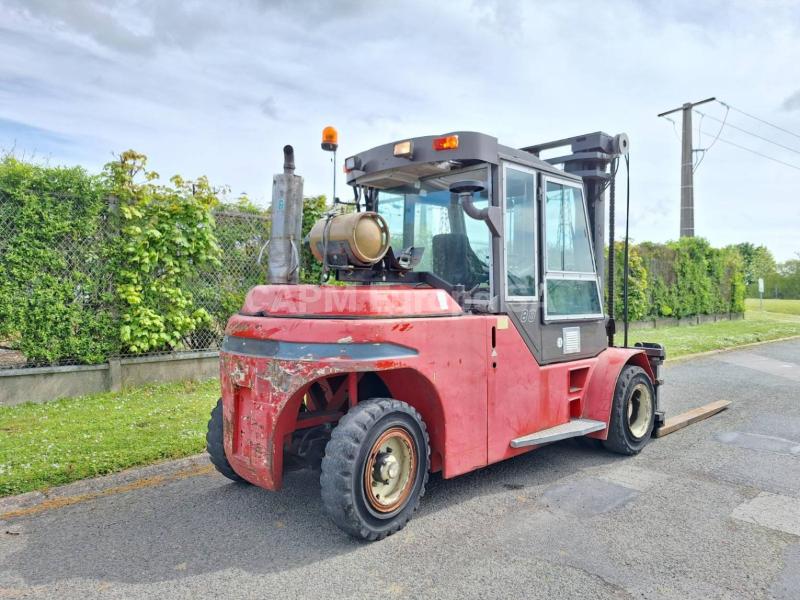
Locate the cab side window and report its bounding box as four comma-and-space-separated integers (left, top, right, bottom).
504, 166, 536, 298
544, 179, 603, 319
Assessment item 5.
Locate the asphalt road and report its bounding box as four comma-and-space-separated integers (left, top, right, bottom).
2, 339, 800, 599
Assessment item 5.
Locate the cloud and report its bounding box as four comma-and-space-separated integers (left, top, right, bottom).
782, 90, 800, 112
1, 0, 799, 260
252, 0, 376, 24
4, 0, 219, 55
259, 97, 279, 119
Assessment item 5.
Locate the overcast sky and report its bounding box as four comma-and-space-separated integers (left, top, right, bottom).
2, 0, 799, 259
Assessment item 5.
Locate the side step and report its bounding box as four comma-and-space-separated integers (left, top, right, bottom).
510, 419, 606, 448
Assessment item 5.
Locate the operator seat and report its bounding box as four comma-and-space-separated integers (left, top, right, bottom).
432, 233, 487, 289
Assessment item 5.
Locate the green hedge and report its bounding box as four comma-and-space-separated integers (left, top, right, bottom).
184, 197, 268, 350
0, 153, 746, 365
1, 153, 226, 364
0, 153, 333, 367
610, 238, 745, 320
0, 157, 117, 364
109, 151, 221, 353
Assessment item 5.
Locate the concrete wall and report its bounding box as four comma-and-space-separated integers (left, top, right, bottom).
0, 352, 219, 406
0, 364, 109, 406
118, 352, 219, 389
0, 313, 744, 406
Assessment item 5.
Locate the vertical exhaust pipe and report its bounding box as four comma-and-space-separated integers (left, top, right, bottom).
268, 145, 304, 284
283, 144, 295, 174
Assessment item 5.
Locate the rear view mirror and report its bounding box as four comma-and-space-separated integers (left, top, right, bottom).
448, 180, 486, 195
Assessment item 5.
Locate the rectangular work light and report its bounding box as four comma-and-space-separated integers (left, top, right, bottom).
393, 140, 414, 158
343, 156, 361, 172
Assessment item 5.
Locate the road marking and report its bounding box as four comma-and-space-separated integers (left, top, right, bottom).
732, 492, 800, 537
716, 431, 800, 456
0, 465, 214, 521
716, 352, 800, 382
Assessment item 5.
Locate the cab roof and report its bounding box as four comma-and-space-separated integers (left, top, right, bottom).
345, 131, 583, 189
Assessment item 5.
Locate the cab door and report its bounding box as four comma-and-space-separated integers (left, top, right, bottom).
487, 163, 568, 463
538, 175, 607, 363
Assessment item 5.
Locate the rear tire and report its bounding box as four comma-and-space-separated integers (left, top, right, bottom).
320, 398, 430, 541
206, 398, 246, 483
602, 365, 655, 455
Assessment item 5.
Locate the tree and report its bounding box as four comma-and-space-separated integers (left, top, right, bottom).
770, 256, 800, 298
735, 242, 776, 289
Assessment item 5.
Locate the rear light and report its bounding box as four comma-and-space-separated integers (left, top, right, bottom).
393, 140, 413, 158
433, 134, 459, 151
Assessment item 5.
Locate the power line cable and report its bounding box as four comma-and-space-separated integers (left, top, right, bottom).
694, 111, 705, 169
696, 109, 800, 155
664, 116, 681, 142
699, 105, 728, 153
693, 104, 729, 172
696, 111, 704, 148
700, 129, 800, 171
718, 99, 800, 141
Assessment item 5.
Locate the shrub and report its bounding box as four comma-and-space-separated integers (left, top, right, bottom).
613, 238, 745, 320
607, 242, 649, 321
187, 196, 269, 348
299, 195, 328, 284
0, 156, 117, 363
104, 151, 222, 354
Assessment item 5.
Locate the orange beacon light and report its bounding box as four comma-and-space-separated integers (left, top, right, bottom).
321, 126, 338, 152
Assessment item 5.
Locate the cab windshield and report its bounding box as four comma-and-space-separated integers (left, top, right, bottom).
375, 166, 491, 293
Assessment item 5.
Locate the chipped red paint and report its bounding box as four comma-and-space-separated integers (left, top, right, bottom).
220, 285, 654, 491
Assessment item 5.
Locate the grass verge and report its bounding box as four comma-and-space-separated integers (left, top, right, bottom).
3, 300, 800, 498
629, 306, 800, 358
0, 379, 218, 497
745, 297, 800, 315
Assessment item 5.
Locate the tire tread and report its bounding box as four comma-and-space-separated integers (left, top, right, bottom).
320, 398, 430, 541
206, 398, 246, 482
602, 365, 654, 456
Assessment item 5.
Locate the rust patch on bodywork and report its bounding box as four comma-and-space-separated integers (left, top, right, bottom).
375, 359, 400, 370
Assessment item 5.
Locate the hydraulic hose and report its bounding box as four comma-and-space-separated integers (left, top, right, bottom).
607, 158, 618, 347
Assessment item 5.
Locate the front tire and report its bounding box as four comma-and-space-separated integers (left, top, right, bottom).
602, 365, 656, 455
320, 398, 430, 541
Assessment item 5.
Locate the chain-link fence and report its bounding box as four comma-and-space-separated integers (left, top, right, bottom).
179, 210, 268, 352
0, 199, 269, 370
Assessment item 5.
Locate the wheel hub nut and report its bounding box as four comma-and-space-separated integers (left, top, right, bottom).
378, 453, 399, 481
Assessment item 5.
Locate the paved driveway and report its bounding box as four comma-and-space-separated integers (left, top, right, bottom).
2, 340, 800, 599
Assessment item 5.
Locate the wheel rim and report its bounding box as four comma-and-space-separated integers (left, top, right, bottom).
627, 383, 653, 439
363, 427, 417, 513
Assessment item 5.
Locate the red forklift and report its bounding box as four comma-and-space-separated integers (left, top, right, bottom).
206, 130, 665, 540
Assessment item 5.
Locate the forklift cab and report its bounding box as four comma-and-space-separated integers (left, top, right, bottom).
343, 131, 613, 365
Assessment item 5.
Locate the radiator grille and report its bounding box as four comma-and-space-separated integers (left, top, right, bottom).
562, 327, 581, 354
